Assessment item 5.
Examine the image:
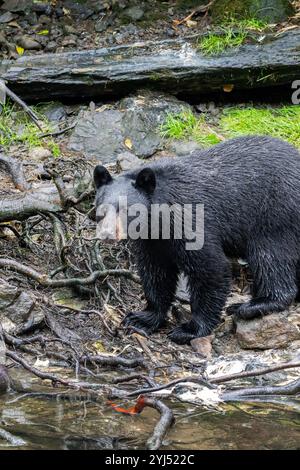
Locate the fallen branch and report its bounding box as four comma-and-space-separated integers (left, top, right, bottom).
222, 377, 300, 401
143, 397, 174, 450
118, 375, 216, 398
0, 258, 140, 287
81, 354, 146, 369
210, 360, 300, 384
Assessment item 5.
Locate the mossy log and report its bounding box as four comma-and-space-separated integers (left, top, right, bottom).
0, 29, 300, 101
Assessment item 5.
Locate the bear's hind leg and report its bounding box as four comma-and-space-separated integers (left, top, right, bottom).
227, 244, 297, 320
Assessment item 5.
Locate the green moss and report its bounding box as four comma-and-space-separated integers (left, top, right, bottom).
220, 106, 300, 146
198, 27, 247, 56
160, 105, 300, 149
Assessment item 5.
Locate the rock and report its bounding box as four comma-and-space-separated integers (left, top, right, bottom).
0, 278, 44, 334
95, 16, 111, 33
44, 40, 57, 52
211, 0, 294, 23
40, 101, 66, 122
61, 36, 77, 47
117, 151, 142, 171
38, 14, 51, 25
0, 11, 15, 23
63, 24, 78, 35
28, 146, 52, 161
167, 139, 203, 156
17, 35, 42, 50
120, 91, 191, 158
32, 2, 52, 15
191, 336, 213, 359
1, 0, 29, 12
235, 312, 300, 350
69, 92, 190, 161
68, 109, 124, 163
123, 6, 144, 21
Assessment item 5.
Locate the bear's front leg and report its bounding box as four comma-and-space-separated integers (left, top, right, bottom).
122, 258, 179, 336
168, 253, 231, 345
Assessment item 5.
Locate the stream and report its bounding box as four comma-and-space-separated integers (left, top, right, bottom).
0, 371, 299, 450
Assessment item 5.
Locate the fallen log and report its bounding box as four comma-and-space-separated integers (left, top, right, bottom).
0, 184, 64, 222
1, 30, 300, 102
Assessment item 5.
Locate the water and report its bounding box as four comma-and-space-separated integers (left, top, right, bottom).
0, 392, 299, 450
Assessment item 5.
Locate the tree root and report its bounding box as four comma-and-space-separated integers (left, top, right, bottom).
0, 258, 140, 287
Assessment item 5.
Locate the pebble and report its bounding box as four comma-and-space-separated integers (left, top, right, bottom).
28, 147, 52, 161
0, 11, 15, 23
17, 35, 42, 50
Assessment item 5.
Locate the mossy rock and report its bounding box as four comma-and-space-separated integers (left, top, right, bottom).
211, 0, 294, 23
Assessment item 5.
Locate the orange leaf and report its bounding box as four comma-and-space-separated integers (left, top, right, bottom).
223, 84, 234, 93
107, 396, 146, 415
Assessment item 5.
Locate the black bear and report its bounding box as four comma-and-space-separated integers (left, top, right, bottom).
94, 135, 300, 345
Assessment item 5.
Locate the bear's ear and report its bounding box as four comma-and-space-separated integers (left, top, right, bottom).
94, 165, 112, 189
135, 168, 156, 193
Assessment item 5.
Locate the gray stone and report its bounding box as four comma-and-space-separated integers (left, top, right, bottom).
17, 35, 42, 50
120, 91, 191, 158
2, 0, 29, 12
250, 0, 294, 22
117, 151, 142, 171
167, 139, 203, 156
69, 92, 190, 161
41, 102, 67, 122
28, 147, 52, 161
123, 6, 144, 21
44, 41, 57, 52
0, 278, 44, 334
95, 16, 111, 33
0, 11, 15, 23
61, 36, 77, 47
68, 109, 125, 163
235, 312, 300, 350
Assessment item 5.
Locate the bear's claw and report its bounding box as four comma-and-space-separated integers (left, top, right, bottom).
168, 324, 198, 345
122, 310, 165, 335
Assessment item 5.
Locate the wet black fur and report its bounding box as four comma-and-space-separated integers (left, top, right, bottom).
94, 136, 300, 344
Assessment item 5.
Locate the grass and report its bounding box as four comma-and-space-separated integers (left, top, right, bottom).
160, 105, 300, 149
0, 101, 61, 156
220, 106, 300, 146
160, 110, 222, 147
222, 17, 268, 31
198, 27, 247, 56
198, 17, 269, 56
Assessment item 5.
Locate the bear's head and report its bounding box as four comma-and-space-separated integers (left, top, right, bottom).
93, 165, 156, 242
